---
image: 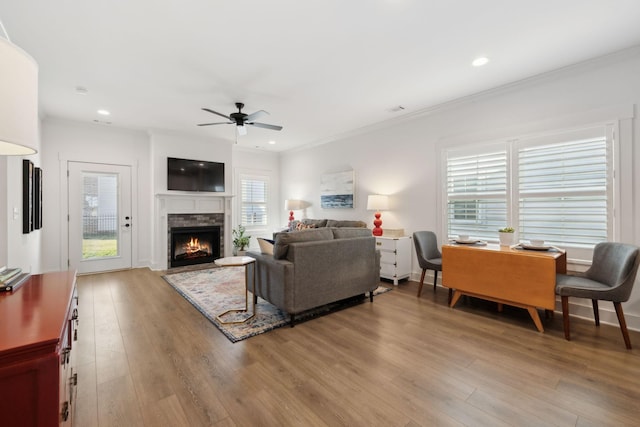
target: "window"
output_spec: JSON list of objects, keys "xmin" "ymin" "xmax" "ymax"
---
[
  {"xmin": 444, "ymin": 125, "xmax": 613, "ymax": 249},
  {"xmin": 517, "ymin": 132, "xmax": 609, "ymax": 246},
  {"xmin": 239, "ymin": 174, "xmax": 269, "ymax": 227},
  {"xmin": 446, "ymin": 147, "xmax": 508, "ymax": 241}
]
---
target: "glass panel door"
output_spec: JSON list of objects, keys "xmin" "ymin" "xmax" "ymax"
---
[{"xmin": 68, "ymin": 162, "xmax": 132, "ymax": 273}]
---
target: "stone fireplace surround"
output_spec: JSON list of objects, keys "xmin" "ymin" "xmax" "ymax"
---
[{"xmin": 154, "ymin": 193, "xmax": 233, "ymax": 270}]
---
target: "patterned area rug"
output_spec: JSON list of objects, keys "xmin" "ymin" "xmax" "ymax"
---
[{"xmin": 162, "ymin": 267, "xmax": 391, "ymax": 343}]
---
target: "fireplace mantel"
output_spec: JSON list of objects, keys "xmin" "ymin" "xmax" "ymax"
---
[{"xmin": 153, "ymin": 193, "xmax": 234, "ymax": 270}]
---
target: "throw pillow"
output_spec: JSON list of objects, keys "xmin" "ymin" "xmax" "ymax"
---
[
  {"xmin": 295, "ymin": 222, "xmax": 316, "ymax": 231},
  {"xmin": 288, "ymin": 220, "xmax": 300, "ymax": 232},
  {"xmin": 257, "ymin": 238, "xmax": 275, "ymax": 255},
  {"xmin": 301, "ymin": 219, "xmax": 328, "ymax": 228}
]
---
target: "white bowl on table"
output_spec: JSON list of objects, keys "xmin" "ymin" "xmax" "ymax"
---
[{"xmin": 530, "ymin": 239, "xmax": 545, "ymax": 247}]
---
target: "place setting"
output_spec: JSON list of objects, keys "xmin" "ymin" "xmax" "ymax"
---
[
  {"xmin": 513, "ymin": 239, "xmax": 563, "ymax": 252},
  {"xmin": 449, "ymin": 234, "xmax": 487, "ymax": 246}
]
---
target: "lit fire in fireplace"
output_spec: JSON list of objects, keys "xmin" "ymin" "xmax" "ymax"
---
[
  {"xmin": 170, "ymin": 226, "xmax": 220, "ymax": 267},
  {"xmin": 183, "ymin": 237, "xmax": 211, "ymax": 256}
]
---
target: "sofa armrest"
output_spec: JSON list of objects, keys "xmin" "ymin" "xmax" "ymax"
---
[{"xmin": 246, "ymin": 251, "xmax": 294, "ymax": 310}]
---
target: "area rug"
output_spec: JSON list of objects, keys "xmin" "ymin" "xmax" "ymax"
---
[{"xmin": 162, "ymin": 267, "xmax": 391, "ymax": 343}]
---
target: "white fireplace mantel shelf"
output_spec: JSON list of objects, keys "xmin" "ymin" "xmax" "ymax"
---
[{"xmin": 155, "ymin": 193, "xmax": 234, "ymax": 216}]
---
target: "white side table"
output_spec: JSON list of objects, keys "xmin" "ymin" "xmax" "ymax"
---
[
  {"xmin": 376, "ymin": 236, "xmax": 411, "ymax": 285},
  {"xmin": 214, "ymin": 256, "xmax": 256, "ymax": 324}
]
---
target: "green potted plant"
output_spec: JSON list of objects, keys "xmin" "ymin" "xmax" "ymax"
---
[
  {"xmin": 232, "ymin": 225, "xmax": 251, "ymax": 255},
  {"xmin": 498, "ymin": 226, "xmax": 515, "ymax": 246}
]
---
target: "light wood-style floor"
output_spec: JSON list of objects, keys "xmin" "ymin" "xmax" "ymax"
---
[{"xmin": 75, "ymin": 268, "xmax": 640, "ymax": 426}]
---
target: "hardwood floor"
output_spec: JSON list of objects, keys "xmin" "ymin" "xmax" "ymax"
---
[{"xmin": 75, "ymin": 268, "xmax": 640, "ymax": 426}]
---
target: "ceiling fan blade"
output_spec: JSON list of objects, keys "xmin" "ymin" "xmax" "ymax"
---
[
  {"xmin": 249, "ymin": 122, "xmax": 283, "ymax": 131},
  {"xmin": 237, "ymin": 125, "xmax": 247, "ymax": 136},
  {"xmin": 202, "ymin": 108, "xmax": 231, "ymax": 120},
  {"xmin": 197, "ymin": 121, "xmax": 232, "ymax": 126},
  {"xmin": 244, "ymin": 109, "xmax": 269, "ymax": 122}
]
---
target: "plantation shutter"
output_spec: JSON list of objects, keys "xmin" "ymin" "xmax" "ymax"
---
[
  {"xmin": 517, "ymin": 131, "xmax": 609, "ymax": 247},
  {"xmin": 446, "ymin": 148, "xmax": 508, "ymax": 241},
  {"xmin": 240, "ymin": 175, "xmax": 268, "ymax": 227}
]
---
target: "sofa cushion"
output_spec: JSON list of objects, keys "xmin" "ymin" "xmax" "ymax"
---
[
  {"xmin": 273, "ymin": 228, "xmax": 334, "ymax": 259},
  {"xmin": 257, "ymin": 238, "xmax": 275, "ymax": 255},
  {"xmin": 326, "ymin": 219, "xmax": 368, "ymax": 228},
  {"xmin": 331, "ymin": 227, "xmax": 373, "ymax": 239}
]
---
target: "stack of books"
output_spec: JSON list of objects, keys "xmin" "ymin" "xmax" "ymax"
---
[{"xmin": 0, "ymin": 266, "xmax": 29, "ymax": 292}]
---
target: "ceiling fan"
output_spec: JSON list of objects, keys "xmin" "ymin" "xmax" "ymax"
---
[{"xmin": 197, "ymin": 102, "xmax": 283, "ymax": 135}]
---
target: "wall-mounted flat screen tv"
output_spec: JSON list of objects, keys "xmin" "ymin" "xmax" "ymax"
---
[{"xmin": 167, "ymin": 157, "xmax": 225, "ymax": 192}]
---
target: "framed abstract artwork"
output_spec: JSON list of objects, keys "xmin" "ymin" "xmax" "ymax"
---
[
  {"xmin": 320, "ymin": 170, "xmax": 354, "ymax": 209},
  {"xmin": 22, "ymin": 159, "xmax": 33, "ymax": 233},
  {"xmin": 34, "ymin": 167, "xmax": 42, "ymax": 229}
]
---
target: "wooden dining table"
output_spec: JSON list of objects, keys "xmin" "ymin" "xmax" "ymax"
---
[{"xmin": 442, "ymin": 242, "xmax": 567, "ymax": 332}]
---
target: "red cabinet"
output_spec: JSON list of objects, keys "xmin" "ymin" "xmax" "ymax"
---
[{"xmin": 0, "ymin": 271, "xmax": 78, "ymax": 427}]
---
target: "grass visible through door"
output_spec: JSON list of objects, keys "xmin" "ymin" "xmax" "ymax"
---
[{"xmin": 82, "ymin": 238, "xmax": 117, "ymax": 258}]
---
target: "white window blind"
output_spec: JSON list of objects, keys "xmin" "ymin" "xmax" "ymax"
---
[
  {"xmin": 517, "ymin": 135, "xmax": 608, "ymax": 247},
  {"xmin": 240, "ymin": 175, "xmax": 268, "ymax": 227},
  {"xmin": 446, "ymin": 148, "xmax": 508, "ymax": 241},
  {"xmin": 443, "ymin": 125, "xmax": 612, "ymax": 249}
]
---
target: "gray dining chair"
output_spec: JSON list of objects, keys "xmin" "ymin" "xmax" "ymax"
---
[
  {"xmin": 413, "ymin": 231, "xmax": 451, "ymax": 302},
  {"xmin": 555, "ymin": 242, "xmax": 640, "ymax": 349}
]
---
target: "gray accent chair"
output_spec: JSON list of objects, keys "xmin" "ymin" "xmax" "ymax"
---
[
  {"xmin": 555, "ymin": 242, "xmax": 640, "ymax": 349},
  {"xmin": 413, "ymin": 231, "xmax": 451, "ymax": 302}
]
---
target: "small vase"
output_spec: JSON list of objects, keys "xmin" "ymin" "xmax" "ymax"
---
[{"xmin": 499, "ymin": 232, "xmax": 514, "ymax": 246}]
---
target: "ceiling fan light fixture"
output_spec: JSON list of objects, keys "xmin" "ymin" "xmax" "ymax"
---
[{"xmin": 198, "ymin": 103, "xmax": 282, "ymax": 134}]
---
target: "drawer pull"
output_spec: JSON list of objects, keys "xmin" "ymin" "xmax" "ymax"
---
[
  {"xmin": 376, "ymin": 242, "xmax": 382, "ymax": 246},
  {"xmin": 72, "ymin": 308, "xmax": 78, "ymax": 320},
  {"xmin": 61, "ymin": 402, "xmax": 69, "ymax": 422},
  {"xmin": 61, "ymin": 347, "xmax": 70, "ymax": 365},
  {"xmin": 74, "ymin": 329, "xmax": 78, "ymax": 341}
]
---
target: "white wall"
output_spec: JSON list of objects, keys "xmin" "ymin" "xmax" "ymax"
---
[
  {"xmin": 41, "ymin": 118, "xmax": 151, "ymax": 272},
  {"xmin": 149, "ymin": 130, "xmax": 232, "ymax": 196},
  {"xmin": 0, "ymin": 126, "xmax": 42, "ymax": 273},
  {"xmin": 280, "ymin": 47, "xmax": 640, "ymax": 330}
]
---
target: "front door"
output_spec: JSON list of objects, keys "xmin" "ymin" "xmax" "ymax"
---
[{"xmin": 68, "ymin": 162, "xmax": 132, "ymax": 274}]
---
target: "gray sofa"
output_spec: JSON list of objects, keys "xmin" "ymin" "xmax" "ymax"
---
[{"xmin": 247, "ymin": 227, "xmax": 380, "ymax": 326}]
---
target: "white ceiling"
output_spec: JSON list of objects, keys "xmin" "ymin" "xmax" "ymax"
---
[{"xmin": 2, "ymin": 1, "xmax": 640, "ymax": 152}]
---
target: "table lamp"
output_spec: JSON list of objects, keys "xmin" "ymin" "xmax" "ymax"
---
[
  {"xmin": 367, "ymin": 194, "xmax": 389, "ymax": 236},
  {"xmin": 285, "ymin": 199, "xmax": 304, "ymax": 225},
  {"xmin": 0, "ymin": 34, "xmax": 39, "ymax": 155}
]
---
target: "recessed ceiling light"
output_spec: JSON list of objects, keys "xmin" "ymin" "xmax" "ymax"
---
[
  {"xmin": 97, "ymin": 109, "xmax": 110, "ymax": 116},
  {"xmin": 268, "ymin": 140, "xmax": 276, "ymax": 145},
  {"xmin": 472, "ymin": 57, "xmax": 490, "ymax": 67},
  {"xmin": 75, "ymin": 86, "xmax": 88, "ymax": 95}
]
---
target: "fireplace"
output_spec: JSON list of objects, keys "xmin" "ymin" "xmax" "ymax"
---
[{"xmin": 170, "ymin": 226, "xmax": 221, "ymax": 267}]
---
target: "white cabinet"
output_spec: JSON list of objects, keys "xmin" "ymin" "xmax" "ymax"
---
[{"xmin": 375, "ymin": 236, "xmax": 411, "ymax": 285}]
